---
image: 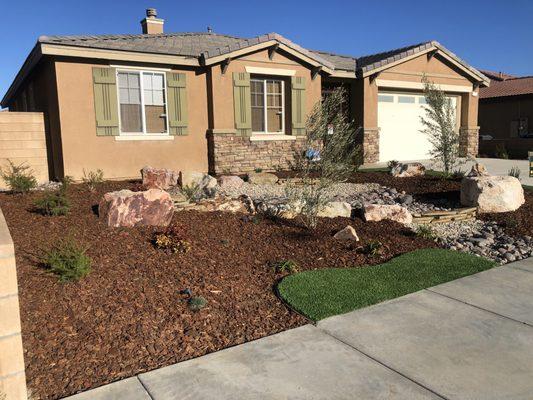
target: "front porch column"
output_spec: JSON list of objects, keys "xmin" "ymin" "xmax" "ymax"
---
[
  {"xmin": 459, "ymin": 90, "xmax": 480, "ymax": 157},
  {"xmin": 354, "ymin": 77, "xmax": 380, "ymax": 163}
]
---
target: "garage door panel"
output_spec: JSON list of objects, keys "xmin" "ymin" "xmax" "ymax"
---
[{"xmin": 378, "ymin": 92, "xmax": 456, "ymax": 162}]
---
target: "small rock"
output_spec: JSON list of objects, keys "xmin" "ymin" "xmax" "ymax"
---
[
  {"xmin": 363, "ymin": 204, "xmax": 413, "ymax": 224},
  {"xmin": 317, "ymin": 201, "xmax": 352, "ymax": 218},
  {"xmin": 399, "ymin": 194, "xmax": 413, "ymax": 205},
  {"xmin": 180, "ymin": 171, "xmax": 205, "ymax": 188},
  {"xmin": 467, "ymin": 163, "xmax": 490, "ymax": 177},
  {"xmin": 390, "ymin": 162, "xmax": 426, "ymax": 178},
  {"xmin": 247, "ymin": 172, "xmax": 279, "ymax": 185},
  {"xmin": 333, "ymin": 226, "xmax": 360, "ymax": 241},
  {"xmin": 504, "ymin": 253, "xmax": 516, "ymax": 262},
  {"xmin": 141, "ymin": 166, "xmax": 180, "ymax": 189},
  {"xmin": 218, "ymin": 175, "xmax": 244, "ymax": 191}
]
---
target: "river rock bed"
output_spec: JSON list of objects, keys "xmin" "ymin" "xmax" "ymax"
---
[{"xmin": 410, "ymin": 220, "xmax": 533, "ymax": 264}]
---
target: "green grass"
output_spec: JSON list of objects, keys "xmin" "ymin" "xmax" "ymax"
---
[
  {"xmin": 357, "ymin": 167, "xmax": 389, "ymax": 173},
  {"xmin": 277, "ymin": 249, "xmax": 496, "ymax": 321},
  {"xmin": 523, "ymin": 185, "xmax": 533, "ymax": 192}
]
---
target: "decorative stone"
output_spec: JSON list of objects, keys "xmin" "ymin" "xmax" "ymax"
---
[
  {"xmin": 99, "ymin": 189, "xmax": 174, "ymax": 227},
  {"xmin": 317, "ymin": 201, "xmax": 352, "ymax": 218},
  {"xmin": 466, "ymin": 163, "xmax": 490, "ymax": 177},
  {"xmin": 180, "ymin": 171, "xmax": 205, "ymax": 188},
  {"xmin": 198, "ymin": 174, "xmax": 218, "ymax": 192},
  {"xmin": 247, "ymin": 172, "xmax": 279, "ymax": 185},
  {"xmin": 215, "ymin": 200, "xmax": 248, "ymax": 213},
  {"xmin": 460, "ymin": 175, "xmax": 524, "ymax": 213},
  {"xmin": 218, "ymin": 175, "xmax": 245, "ymax": 191},
  {"xmin": 333, "ymin": 226, "xmax": 360, "ymax": 241},
  {"xmin": 141, "ymin": 166, "xmax": 180, "ymax": 190},
  {"xmin": 390, "ymin": 162, "xmax": 426, "ymax": 178},
  {"xmin": 363, "ymin": 204, "xmax": 413, "ymax": 224}
]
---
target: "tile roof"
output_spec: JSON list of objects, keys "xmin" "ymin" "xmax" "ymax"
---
[
  {"xmin": 479, "ymin": 69, "xmax": 516, "ymax": 82},
  {"xmin": 38, "ymin": 33, "xmax": 487, "ymax": 83},
  {"xmin": 479, "ymin": 76, "xmax": 533, "ymax": 99}
]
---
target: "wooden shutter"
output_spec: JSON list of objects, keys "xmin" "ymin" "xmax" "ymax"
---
[
  {"xmin": 92, "ymin": 67, "xmax": 119, "ymax": 136},
  {"xmin": 233, "ymin": 72, "xmax": 252, "ymax": 136},
  {"xmin": 291, "ymin": 76, "xmax": 306, "ymax": 136},
  {"xmin": 166, "ymin": 72, "xmax": 188, "ymax": 136}
]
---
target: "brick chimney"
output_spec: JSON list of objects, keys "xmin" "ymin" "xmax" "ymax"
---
[{"xmin": 141, "ymin": 8, "xmax": 164, "ymax": 34}]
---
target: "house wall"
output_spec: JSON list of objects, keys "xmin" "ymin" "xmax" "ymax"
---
[
  {"xmin": 6, "ymin": 60, "xmax": 63, "ymax": 180},
  {"xmin": 207, "ymin": 48, "xmax": 321, "ymax": 174},
  {"xmin": 0, "ymin": 112, "xmax": 49, "ymax": 188},
  {"xmin": 54, "ymin": 60, "xmax": 210, "ymax": 180},
  {"xmin": 355, "ymin": 53, "xmax": 480, "ymax": 163},
  {"xmin": 479, "ymin": 95, "xmax": 533, "ymax": 158}
]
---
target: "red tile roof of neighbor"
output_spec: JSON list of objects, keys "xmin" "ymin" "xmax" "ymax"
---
[
  {"xmin": 479, "ymin": 69, "xmax": 516, "ymax": 82},
  {"xmin": 479, "ymin": 76, "xmax": 533, "ymax": 99}
]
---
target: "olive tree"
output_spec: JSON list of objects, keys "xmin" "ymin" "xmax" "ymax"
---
[
  {"xmin": 285, "ymin": 87, "xmax": 362, "ymax": 229},
  {"xmin": 420, "ymin": 76, "xmax": 461, "ymax": 174}
]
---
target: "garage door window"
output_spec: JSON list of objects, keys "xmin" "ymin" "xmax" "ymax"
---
[
  {"xmin": 378, "ymin": 94, "xmax": 394, "ymax": 103},
  {"xmin": 398, "ymin": 96, "xmax": 415, "ymax": 104}
]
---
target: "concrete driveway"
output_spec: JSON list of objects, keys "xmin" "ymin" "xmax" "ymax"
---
[{"xmin": 64, "ymin": 258, "xmax": 533, "ymax": 400}]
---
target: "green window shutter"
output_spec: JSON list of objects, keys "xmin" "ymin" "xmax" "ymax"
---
[
  {"xmin": 166, "ymin": 72, "xmax": 188, "ymax": 136},
  {"xmin": 291, "ymin": 76, "xmax": 306, "ymax": 136},
  {"xmin": 92, "ymin": 67, "xmax": 119, "ymax": 136},
  {"xmin": 233, "ymin": 72, "xmax": 252, "ymax": 136}
]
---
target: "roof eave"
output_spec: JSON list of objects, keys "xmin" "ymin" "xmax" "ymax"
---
[{"xmin": 1, "ymin": 43, "xmax": 43, "ymax": 108}]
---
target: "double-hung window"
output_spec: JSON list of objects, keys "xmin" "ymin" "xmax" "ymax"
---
[
  {"xmin": 251, "ymin": 78, "xmax": 285, "ymax": 134},
  {"xmin": 117, "ymin": 70, "xmax": 168, "ymax": 135}
]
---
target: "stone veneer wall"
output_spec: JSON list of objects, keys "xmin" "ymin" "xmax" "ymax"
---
[
  {"xmin": 459, "ymin": 126, "xmax": 480, "ymax": 157},
  {"xmin": 362, "ymin": 128, "xmax": 380, "ymax": 164},
  {"xmin": 0, "ymin": 208, "xmax": 27, "ymax": 400},
  {"xmin": 208, "ymin": 133, "xmax": 307, "ymax": 174}
]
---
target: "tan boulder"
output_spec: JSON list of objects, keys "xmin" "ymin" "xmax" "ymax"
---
[
  {"xmin": 363, "ymin": 204, "xmax": 413, "ymax": 224},
  {"xmin": 218, "ymin": 175, "xmax": 245, "ymax": 190},
  {"xmin": 141, "ymin": 166, "xmax": 180, "ymax": 189},
  {"xmin": 99, "ymin": 189, "xmax": 174, "ymax": 227},
  {"xmin": 333, "ymin": 226, "xmax": 360, "ymax": 241},
  {"xmin": 317, "ymin": 201, "xmax": 352, "ymax": 218},
  {"xmin": 460, "ymin": 175, "xmax": 524, "ymax": 213},
  {"xmin": 467, "ymin": 163, "xmax": 490, "ymax": 177},
  {"xmin": 391, "ymin": 162, "xmax": 426, "ymax": 178},
  {"xmin": 180, "ymin": 171, "xmax": 205, "ymax": 188}
]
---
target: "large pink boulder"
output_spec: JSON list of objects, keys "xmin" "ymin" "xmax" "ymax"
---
[
  {"xmin": 363, "ymin": 204, "xmax": 413, "ymax": 224},
  {"xmin": 141, "ymin": 166, "xmax": 180, "ymax": 189},
  {"xmin": 461, "ymin": 175, "xmax": 524, "ymax": 213},
  {"xmin": 99, "ymin": 189, "xmax": 174, "ymax": 227}
]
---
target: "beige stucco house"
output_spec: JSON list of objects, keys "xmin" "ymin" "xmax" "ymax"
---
[{"xmin": 1, "ymin": 9, "xmax": 489, "ymax": 181}]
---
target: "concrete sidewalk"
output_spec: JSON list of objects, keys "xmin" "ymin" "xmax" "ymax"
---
[{"xmin": 64, "ymin": 258, "xmax": 533, "ymax": 400}]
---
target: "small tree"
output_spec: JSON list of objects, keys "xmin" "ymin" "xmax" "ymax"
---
[
  {"xmin": 420, "ymin": 77, "xmax": 461, "ymax": 174},
  {"xmin": 286, "ymin": 87, "xmax": 362, "ymax": 229}
]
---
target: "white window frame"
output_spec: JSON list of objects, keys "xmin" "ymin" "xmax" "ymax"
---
[
  {"xmin": 250, "ymin": 77, "xmax": 285, "ymax": 135},
  {"xmin": 116, "ymin": 69, "xmax": 170, "ymax": 137}
]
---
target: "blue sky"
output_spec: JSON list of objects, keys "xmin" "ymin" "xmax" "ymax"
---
[{"xmin": 1, "ymin": 0, "xmax": 532, "ymax": 98}]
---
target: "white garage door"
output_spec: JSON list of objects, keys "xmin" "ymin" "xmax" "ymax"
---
[{"xmin": 378, "ymin": 92, "xmax": 457, "ymax": 162}]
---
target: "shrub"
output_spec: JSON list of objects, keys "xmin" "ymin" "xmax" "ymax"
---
[
  {"xmin": 387, "ymin": 160, "xmax": 400, "ymax": 171},
  {"xmin": 34, "ymin": 191, "xmax": 70, "ymax": 216},
  {"xmin": 451, "ymin": 168, "xmax": 465, "ymax": 179},
  {"xmin": 254, "ymin": 167, "xmax": 263, "ymax": 173},
  {"xmin": 271, "ymin": 259, "xmax": 299, "ymax": 274},
  {"xmin": 188, "ymin": 296, "xmax": 207, "ymax": 311},
  {"xmin": 181, "ymin": 183, "xmax": 202, "ymax": 202},
  {"xmin": 0, "ymin": 160, "xmax": 37, "ymax": 193},
  {"xmin": 495, "ymin": 143, "xmax": 509, "ymax": 159},
  {"xmin": 82, "ymin": 169, "xmax": 104, "ymax": 191},
  {"xmin": 362, "ymin": 240, "xmax": 383, "ymax": 257},
  {"xmin": 285, "ymin": 87, "xmax": 363, "ymax": 230},
  {"xmin": 415, "ymin": 224, "xmax": 436, "ymax": 240},
  {"xmin": 153, "ymin": 225, "xmax": 191, "ymax": 254},
  {"xmin": 508, "ymin": 166, "xmax": 521, "ymax": 179},
  {"xmin": 43, "ymin": 238, "xmax": 91, "ymax": 282},
  {"xmin": 420, "ymin": 77, "xmax": 462, "ymax": 174}
]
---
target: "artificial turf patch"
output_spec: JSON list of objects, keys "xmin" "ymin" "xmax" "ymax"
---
[{"xmin": 277, "ymin": 248, "xmax": 496, "ymax": 321}]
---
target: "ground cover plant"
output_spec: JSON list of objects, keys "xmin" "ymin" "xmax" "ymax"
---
[
  {"xmin": 0, "ymin": 160, "xmax": 37, "ymax": 193},
  {"xmin": 277, "ymin": 248, "xmax": 496, "ymax": 321}
]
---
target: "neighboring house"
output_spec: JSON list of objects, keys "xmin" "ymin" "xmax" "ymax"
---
[
  {"xmin": 479, "ymin": 70, "xmax": 533, "ymax": 158},
  {"xmin": 1, "ymin": 9, "xmax": 489, "ymax": 180}
]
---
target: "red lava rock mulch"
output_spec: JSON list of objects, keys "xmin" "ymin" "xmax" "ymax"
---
[{"xmin": 0, "ymin": 181, "xmax": 434, "ymax": 400}]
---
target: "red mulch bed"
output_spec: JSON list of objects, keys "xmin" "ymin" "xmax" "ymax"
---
[{"xmin": 0, "ymin": 181, "xmax": 435, "ymax": 400}]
